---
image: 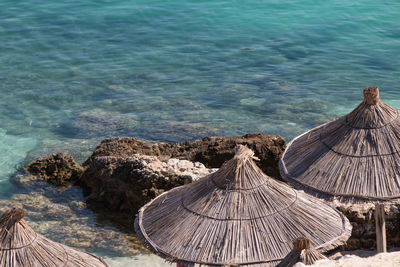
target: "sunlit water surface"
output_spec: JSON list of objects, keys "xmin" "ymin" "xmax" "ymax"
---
[{"xmin": 1, "ymin": 0, "xmax": 400, "ymax": 266}]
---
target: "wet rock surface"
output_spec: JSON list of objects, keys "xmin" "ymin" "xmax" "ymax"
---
[{"xmin": 27, "ymin": 153, "xmax": 84, "ymax": 186}]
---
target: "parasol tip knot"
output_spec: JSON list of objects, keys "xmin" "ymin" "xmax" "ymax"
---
[
  {"xmin": 1, "ymin": 207, "xmax": 26, "ymax": 224},
  {"xmin": 234, "ymin": 145, "xmax": 260, "ymax": 161},
  {"xmin": 363, "ymin": 86, "xmax": 380, "ymax": 105},
  {"xmin": 293, "ymin": 237, "xmax": 311, "ymax": 251}
]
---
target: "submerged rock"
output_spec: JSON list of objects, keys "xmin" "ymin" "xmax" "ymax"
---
[
  {"xmin": 27, "ymin": 153, "xmax": 84, "ymax": 186},
  {"xmin": 25, "ymin": 138, "xmax": 99, "ymax": 164},
  {"xmin": 58, "ymin": 109, "xmax": 137, "ymax": 139},
  {"xmin": 0, "ymin": 181, "xmax": 142, "ymax": 256},
  {"xmin": 137, "ymin": 121, "xmax": 220, "ymax": 143}
]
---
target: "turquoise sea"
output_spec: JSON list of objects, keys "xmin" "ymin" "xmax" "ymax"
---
[{"xmin": 1, "ymin": 0, "xmax": 400, "ymax": 266}]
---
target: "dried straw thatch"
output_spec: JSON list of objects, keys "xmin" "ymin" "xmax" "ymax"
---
[
  {"xmin": 135, "ymin": 145, "xmax": 351, "ymax": 266},
  {"xmin": 0, "ymin": 208, "xmax": 109, "ymax": 267},
  {"xmin": 277, "ymin": 237, "xmax": 327, "ymax": 267},
  {"xmin": 280, "ymin": 87, "xmax": 400, "ymax": 203}
]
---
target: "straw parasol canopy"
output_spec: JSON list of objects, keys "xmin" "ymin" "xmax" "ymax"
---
[
  {"xmin": 280, "ymin": 86, "xmax": 400, "ymax": 252},
  {"xmin": 0, "ymin": 208, "xmax": 109, "ymax": 267},
  {"xmin": 280, "ymin": 86, "xmax": 400, "ymax": 203},
  {"xmin": 277, "ymin": 237, "xmax": 327, "ymax": 267},
  {"xmin": 135, "ymin": 145, "xmax": 351, "ymax": 266}
]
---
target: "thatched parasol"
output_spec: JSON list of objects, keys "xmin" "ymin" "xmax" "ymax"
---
[
  {"xmin": 277, "ymin": 237, "xmax": 327, "ymax": 267},
  {"xmin": 280, "ymin": 86, "xmax": 400, "ymax": 252},
  {"xmin": 0, "ymin": 208, "xmax": 109, "ymax": 267},
  {"xmin": 135, "ymin": 145, "xmax": 351, "ymax": 267}
]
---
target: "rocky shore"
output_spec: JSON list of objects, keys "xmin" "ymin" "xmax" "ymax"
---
[
  {"xmin": 27, "ymin": 133, "xmax": 285, "ymax": 215},
  {"xmin": 24, "ymin": 133, "xmax": 400, "ymax": 252}
]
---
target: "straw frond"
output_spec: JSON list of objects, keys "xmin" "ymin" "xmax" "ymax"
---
[
  {"xmin": 0, "ymin": 208, "xmax": 109, "ymax": 267},
  {"xmin": 277, "ymin": 237, "xmax": 327, "ymax": 267},
  {"xmin": 135, "ymin": 145, "xmax": 351, "ymax": 266},
  {"xmin": 280, "ymin": 87, "xmax": 400, "ymax": 203}
]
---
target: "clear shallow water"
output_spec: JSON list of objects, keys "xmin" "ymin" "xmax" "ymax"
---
[{"xmin": 1, "ymin": 0, "xmax": 400, "ymax": 266}]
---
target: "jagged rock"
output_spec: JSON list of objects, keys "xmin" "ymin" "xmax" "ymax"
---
[
  {"xmin": 333, "ymin": 201, "xmax": 400, "ymax": 250},
  {"xmin": 84, "ymin": 133, "xmax": 286, "ymax": 179},
  {"xmin": 23, "ymin": 133, "xmax": 400, "ymax": 252},
  {"xmin": 25, "ymin": 133, "xmax": 286, "ymax": 226},
  {"xmin": 27, "ymin": 153, "xmax": 84, "ymax": 186},
  {"xmin": 84, "ymin": 138, "xmax": 159, "ymax": 161},
  {"xmin": 81, "ymin": 154, "xmax": 216, "ymax": 215},
  {"xmin": 344, "ymin": 238, "xmax": 361, "ymax": 250}
]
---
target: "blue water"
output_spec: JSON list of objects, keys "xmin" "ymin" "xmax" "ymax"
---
[{"xmin": 1, "ymin": 0, "xmax": 400, "ymax": 265}]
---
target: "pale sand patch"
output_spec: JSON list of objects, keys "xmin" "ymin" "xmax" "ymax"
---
[
  {"xmin": 307, "ymin": 250, "xmax": 400, "ymax": 267},
  {"xmin": 102, "ymin": 254, "xmax": 173, "ymax": 267}
]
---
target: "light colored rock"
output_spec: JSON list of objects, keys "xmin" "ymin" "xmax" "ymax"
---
[
  {"xmin": 81, "ymin": 154, "xmax": 217, "ymax": 216},
  {"xmin": 162, "ymin": 156, "xmax": 216, "ymax": 181},
  {"xmin": 131, "ymin": 153, "xmax": 216, "ymax": 182},
  {"xmin": 125, "ymin": 154, "xmax": 216, "ymax": 182}
]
